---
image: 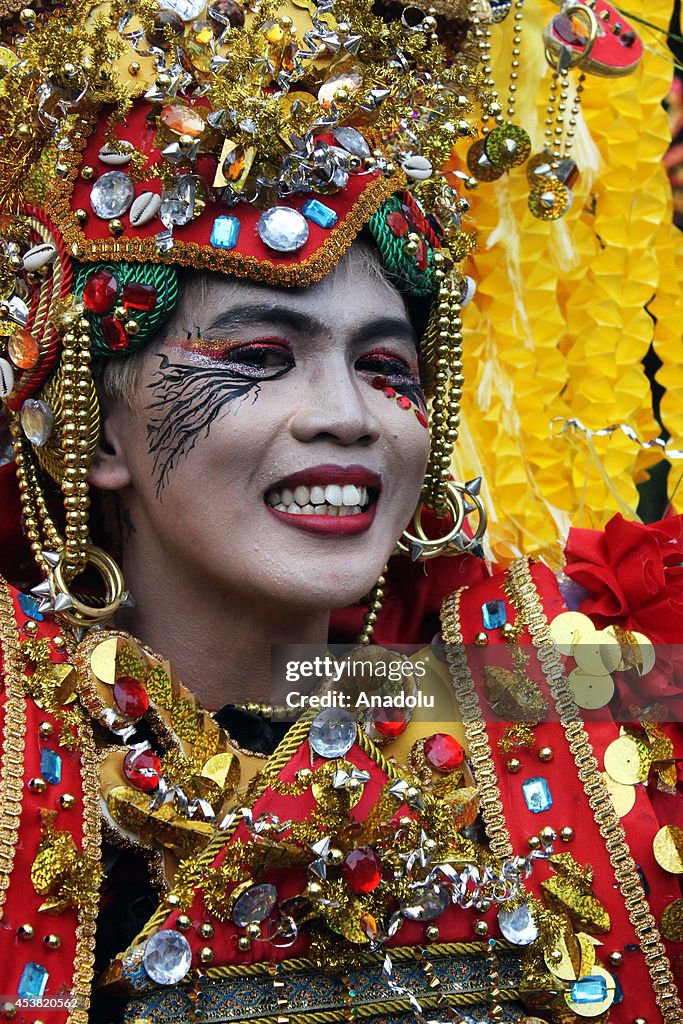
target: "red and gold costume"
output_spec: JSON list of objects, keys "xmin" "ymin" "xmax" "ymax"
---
[{"xmin": 0, "ymin": 1, "xmax": 682, "ymax": 1023}]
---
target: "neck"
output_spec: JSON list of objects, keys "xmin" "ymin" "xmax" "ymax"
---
[{"xmin": 114, "ymin": 534, "xmax": 331, "ymax": 712}]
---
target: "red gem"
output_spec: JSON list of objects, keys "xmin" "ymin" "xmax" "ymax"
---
[
  {"xmin": 373, "ymin": 707, "xmax": 407, "ymax": 738},
  {"xmin": 385, "ymin": 211, "xmax": 409, "ymax": 237},
  {"xmin": 552, "ymin": 13, "xmax": 589, "ymax": 48},
  {"xmin": 401, "ymin": 202, "xmax": 420, "ymax": 231},
  {"xmin": 372, "ymin": 375, "xmax": 388, "ymax": 390},
  {"xmin": 122, "ymin": 282, "xmax": 157, "ymax": 312},
  {"xmin": 83, "ymin": 269, "xmax": 119, "ymax": 314},
  {"xmin": 415, "ymin": 409, "xmax": 428, "ymax": 428},
  {"xmin": 424, "ymin": 733, "xmax": 464, "ymax": 772},
  {"xmin": 101, "ymin": 315, "xmax": 130, "ymax": 351},
  {"xmin": 397, "ymin": 396, "xmax": 412, "ymax": 410},
  {"xmin": 123, "ymin": 748, "xmax": 162, "ymax": 792},
  {"xmin": 415, "ymin": 239, "xmax": 428, "ymax": 272},
  {"xmin": 383, "ymin": 386, "xmax": 396, "ymax": 399},
  {"xmin": 342, "ymin": 847, "xmax": 382, "ymax": 894},
  {"xmin": 113, "ymin": 675, "xmax": 149, "ymax": 718}
]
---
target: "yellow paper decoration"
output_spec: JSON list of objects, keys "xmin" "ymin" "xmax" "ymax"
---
[{"xmin": 447, "ymin": 0, "xmax": 683, "ymax": 564}]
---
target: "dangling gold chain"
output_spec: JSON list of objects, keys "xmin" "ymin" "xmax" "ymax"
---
[
  {"xmin": 0, "ymin": 576, "xmax": 26, "ymax": 920},
  {"xmin": 505, "ymin": 557, "xmax": 683, "ymax": 1024},
  {"xmin": 422, "ymin": 271, "xmax": 463, "ymax": 517}
]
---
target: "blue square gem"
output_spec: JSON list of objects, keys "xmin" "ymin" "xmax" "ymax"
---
[
  {"xmin": 18, "ymin": 962, "xmax": 49, "ymax": 1000},
  {"xmin": 302, "ymin": 199, "xmax": 338, "ymax": 229},
  {"xmin": 40, "ymin": 748, "xmax": 62, "ymax": 785},
  {"xmin": 18, "ymin": 593, "xmax": 43, "ymax": 622},
  {"xmin": 570, "ymin": 974, "xmax": 608, "ymax": 1004},
  {"xmin": 210, "ymin": 215, "xmax": 240, "ymax": 250},
  {"xmin": 522, "ymin": 776, "xmax": 553, "ymax": 814},
  {"xmin": 481, "ymin": 600, "xmax": 507, "ymax": 630}
]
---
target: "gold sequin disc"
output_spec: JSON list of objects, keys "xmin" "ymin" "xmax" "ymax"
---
[
  {"xmin": 602, "ymin": 772, "xmax": 636, "ymax": 818},
  {"xmin": 661, "ymin": 899, "xmax": 683, "ymax": 941},
  {"xmin": 548, "ymin": 612, "xmax": 593, "ymax": 656},
  {"xmin": 567, "ymin": 668, "xmax": 614, "ymax": 710},
  {"xmin": 653, "ymin": 825, "xmax": 683, "ymax": 874},
  {"xmin": 604, "ymin": 735, "xmax": 651, "ymax": 786}
]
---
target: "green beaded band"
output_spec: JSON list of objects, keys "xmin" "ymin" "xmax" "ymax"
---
[
  {"xmin": 73, "ymin": 262, "xmax": 179, "ymax": 357},
  {"xmin": 366, "ymin": 196, "xmax": 437, "ymax": 298}
]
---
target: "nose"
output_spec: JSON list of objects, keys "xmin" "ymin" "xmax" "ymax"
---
[{"xmin": 289, "ymin": 362, "xmax": 381, "ymax": 447}]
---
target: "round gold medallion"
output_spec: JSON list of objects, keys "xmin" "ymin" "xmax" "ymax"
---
[
  {"xmin": 466, "ymin": 139, "xmax": 504, "ymax": 183},
  {"xmin": 567, "ymin": 668, "xmax": 614, "ymax": 710},
  {"xmin": 548, "ymin": 611, "xmax": 593, "ymax": 656},
  {"xmin": 653, "ymin": 825, "xmax": 683, "ymax": 874},
  {"xmin": 604, "ymin": 735, "xmax": 651, "ymax": 786},
  {"xmin": 528, "ymin": 177, "xmax": 570, "ymax": 221},
  {"xmin": 602, "ymin": 772, "xmax": 636, "ymax": 818},
  {"xmin": 484, "ymin": 124, "xmax": 531, "ymax": 169}
]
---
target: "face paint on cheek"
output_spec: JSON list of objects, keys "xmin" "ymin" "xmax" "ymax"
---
[
  {"xmin": 371, "ymin": 375, "xmax": 429, "ymax": 429},
  {"xmin": 144, "ymin": 354, "xmax": 286, "ymax": 497}
]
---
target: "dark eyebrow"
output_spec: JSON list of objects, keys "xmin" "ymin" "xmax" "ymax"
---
[{"xmin": 204, "ymin": 305, "xmax": 418, "ymax": 350}]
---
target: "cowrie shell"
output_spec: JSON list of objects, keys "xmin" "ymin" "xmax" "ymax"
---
[
  {"xmin": 22, "ymin": 242, "xmax": 57, "ymax": 272},
  {"xmin": 400, "ymin": 154, "xmax": 433, "ymax": 181},
  {"xmin": 460, "ymin": 276, "xmax": 477, "ymax": 308},
  {"xmin": 98, "ymin": 141, "xmax": 134, "ymax": 166},
  {"xmin": 0, "ymin": 357, "xmax": 15, "ymax": 399},
  {"xmin": 130, "ymin": 191, "xmax": 162, "ymax": 227}
]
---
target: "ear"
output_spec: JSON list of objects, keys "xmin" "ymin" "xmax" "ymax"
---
[{"xmin": 88, "ymin": 406, "xmax": 134, "ymax": 492}]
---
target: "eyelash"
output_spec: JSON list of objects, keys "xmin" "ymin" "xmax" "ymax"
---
[{"xmin": 356, "ymin": 349, "xmax": 419, "ymax": 383}]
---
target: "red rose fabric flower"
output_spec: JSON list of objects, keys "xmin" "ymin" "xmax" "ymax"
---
[{"xmin": 564, "ymin": 513, "xmax": 683, "ymax": 643}]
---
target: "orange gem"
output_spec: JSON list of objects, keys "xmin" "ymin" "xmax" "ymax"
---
[
  {"xmin": 160, "ymin": 103, "xmax": 205, "ymax": 138},
  {"xmin": 224, "ymin": 147, "xmax": 246, "ymax": 181},
  {"xmin": 360, "ymin": 912, "xmax": 378, "ymax": 940},
  {"xmin": 263, "ymin": 20, "xmax": 284, "ymax": 43},
  {"xmin": 8, "ymin": 328, "xmax": 40, "ymax": 370}
]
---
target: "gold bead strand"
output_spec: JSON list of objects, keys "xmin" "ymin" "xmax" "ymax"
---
[
  {"xmin": 60, "ymin": 319, "xmax": 94, "ymax": 579},
  {"xmin": 8, "ymin": 419, "xmax": 58, "ymax": 567},
  {"xmin": 357, "ymin": 568, "xmax": 387, "ymax": 646},
  {"xmin": 424, "ymin": 272, "xmax": 463, "ymax": 517},
  {"xmin": 506, "ymin": 0, "xmax": 525, "ymax": 124},
  {"xmin": 563, "ymin": 71, "xmax": 586, "ymax": 162}
]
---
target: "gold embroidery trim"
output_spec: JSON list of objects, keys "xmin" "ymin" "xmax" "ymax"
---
[
  {"xmin": 0, "ymin": 574, "xmax": 26, "ymax": 920},
  {"xmin": 439, "ymin": 589, "xmax": 514, "ymax": 861},
  {"xmin": 504, "ymin": 557, "xmax": 683, "ymax": 1024},
  {"xmin": 42, "ymin": 111, "xmax": 407, "ymax": 289},
  {"xmin": 68, "ymin": 709, "xmax": 103, "ymax": 1024}
]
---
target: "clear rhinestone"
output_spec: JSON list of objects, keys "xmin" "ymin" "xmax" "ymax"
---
[
  {"xmin": 497, "ymin": 905, "xmax": 539, "ymax": 945},
  {"xmin": 309, "ymin": 708, "xmax": 356, "ymax": 759},
  {"xmin": 333, "ymin": 126, "xmax": 370, "ymax": 159},
  {"xmin": 20, "ymin": 399, "xmax": 55, "ymax": 446},
  {"xmin": 90, "ymin": 171, "xmax": 135, "ymax": 219},
  {"xmin": 257, "ymin": 206, "xmax": 309, "ymax": 253},
  {"xmin": 160, "ymin": 0, "xmax": 205, "ymax": 19},
  {"xmin": 143, "ymin": 929, "xmax": 192, "ymax": 985},
  {"xmin": 400, "ymin": 885, "xmax": 450, "ymax": 922},
  {"xmin": 232, "ymin": 883, "xmax": 278, "ymax": 926},
  {"xmin": 160, "ymin": 177, "xmax": 196, "ymax": 227}
]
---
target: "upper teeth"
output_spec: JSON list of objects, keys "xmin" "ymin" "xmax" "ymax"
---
[{"xmin": 267, "ymin": 483, "xmax": 370, "ymax": 513}]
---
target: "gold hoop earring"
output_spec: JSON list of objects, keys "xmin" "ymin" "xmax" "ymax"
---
[
  {"xmin": 30, "ymin": 544, "xmax": 125, "ymax": 627},
  {"xmin": 397, "ymin": 480, "xmax": 488, "ymax": 561}
]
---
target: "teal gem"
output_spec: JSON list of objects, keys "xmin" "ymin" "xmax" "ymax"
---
[
  {"xmin": 18, "ymin": 962, "xmax": 49, "ymax": 1000},
  {"xmin": 570, "ymin": 974, "xmax": 608, "ymax": 1004},
  {"xmin": 481, "ymin": 600, "xmax": 507, "ymax": 629},
  {"xmin": 302, "ymin": 199, "xmax": 338, "ymax": 229},
  {"xmin": 210, "ymin": 215, "xmax": 240, "ymax": 250},
  {"xmin": 18, "ymin": 593, "xmax": 44, "ymax": 621},
  {"xmin": 40, "ymin": 748, "xmax": 62, "ymax": 785},
  {"xmin": 522, "ymin": 776, "xmax": 552, "ymax": 813}
]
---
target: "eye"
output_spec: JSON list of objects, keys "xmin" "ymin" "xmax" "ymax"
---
[
  {"xmin": 227, "ymin": 342, "xmax": 294, "ymax": 372},
  {"xmin": 186, "ymin": 337, "xmax": 295, "ymax": 376},
  {"xmin": 356, "ymin": 349, "xmax": 419, "ymax": 385}
]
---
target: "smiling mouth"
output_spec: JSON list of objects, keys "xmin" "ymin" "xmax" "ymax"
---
[{"xmin": 265, "ymin": 482, "xmax": 376, "ymax": 516}]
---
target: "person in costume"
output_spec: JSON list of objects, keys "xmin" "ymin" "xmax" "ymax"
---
[{"xmin": 0, "ymin": 3, "xmax": 682, "ymax": 1024}]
